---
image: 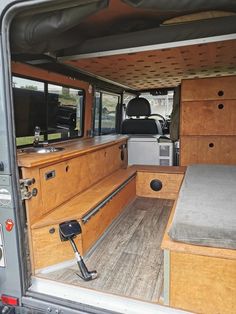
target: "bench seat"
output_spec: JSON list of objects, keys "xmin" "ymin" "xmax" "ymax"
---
[
  {"xmin": 32, "ymin": 167, "xmax": 136, "ymax": 229},
  {"xmin": 168, "ymin": 164, "xmax": 236, "ymax": 250}
]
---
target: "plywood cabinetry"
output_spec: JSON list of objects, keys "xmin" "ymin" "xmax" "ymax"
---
[
  {"xmin": 169, "ymin": 251, "xmax": 236, "ymax": 314},
  {"xmin": 136, "ymin": 172, "xmax": 184, "ymax": 200},
  {"xmin": 181, "ymin": 135, "xmax": 236, "ymax": 165},
  {"xmin": 39, "ymin": 143, "xmax": 124, "ymax": 214},
  {"xmin": 162, "ymin": 200, "xmax": 236, "ymax": 314},
  {"xmin": 180, "ymin": 76, "xmax": 236, "ymax": 165},
  {"xmin": 181, "ymin": 76, "xmax": 236, "ymax": 101},
  {"xmin": 32, "ymin": 225, "xmax": 83, "ymax": 270},
  {"xmin": 19, "ymin": 136, "xmax": 130, "ymax": 272},
  {"xmin": 181, "ymin": 100, "xmax": 236, "ymax": 136},
  {"xmin": 23, "ymin": 140, "xmax": 127, "ymax": 223}
]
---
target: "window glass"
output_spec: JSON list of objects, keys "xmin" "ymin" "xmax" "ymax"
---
[
  {"xmin": 13, "ymin": 76, "xmax": 84, "ymax": 146},
  {"xmin": 123, "ymin": 91, "xmax": 173, "ymax": 119},
  {"xmin": 143, "ymin": 91, "xmax": 174, "ymax": 119},
  {"xmin": 13, "ymin": 77, "xmax": 46, "ymax": 146},
  {"xmin": 93, "ymin": 91, "xmax": 120, "ymax": 135},
  {"xmin": 48, "ymin": 84, "xmax": 84, "ymax": 140},
  {"xmin": 101, "ymin": 93, "xmax": 118, "ymax": 134},
  {"xmin": 94, "ymin": 92, "xmax": 101, "ymax": 136},
  {"xmin": 13, "ymin": 76, "xmax": 44, "ymax": 92}
]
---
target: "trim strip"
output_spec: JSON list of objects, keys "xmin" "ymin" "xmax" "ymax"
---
[
  {"xmin": 164, "ymin": 249, "xmax": 170, "ymax": 306},
  {"xmin": 60, "ymin": 34, "xmax": 236, "ymax": 60}
]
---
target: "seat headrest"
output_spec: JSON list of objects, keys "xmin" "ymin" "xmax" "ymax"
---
[{"xmin": 126, "ymin": 97, "xmax": 151, "ymax": 117}]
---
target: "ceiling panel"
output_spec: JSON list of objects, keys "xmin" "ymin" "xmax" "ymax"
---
[{"xmin": 65, "ymin": 39, "xmax": 236, "ymax": 90}]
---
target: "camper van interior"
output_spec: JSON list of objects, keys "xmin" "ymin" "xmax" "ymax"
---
[{"xmin": 8, "ymin": 0, "xmax": 236, "ymax": 313}]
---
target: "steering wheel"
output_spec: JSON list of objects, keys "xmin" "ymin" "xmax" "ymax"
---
[{"xmin": 149, "ymin": 113, "xmax": 167, "ymax": 129}]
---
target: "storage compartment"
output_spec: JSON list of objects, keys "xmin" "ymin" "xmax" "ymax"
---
[
  {"xmin": 31, "ymin": 224, "xmax": 83, "ymax": 270},
  {"xmin": 181, "ymin": 76, "xmax": 236, "ymax": 101},
  {"xmin": 180, "ymin": 135, "xmax": 236, "ymax": 165},
  {"xmin": 181, "ymin": 100, "xmax": 236, "ymax": 135},
  {"xmin": 136, "ymin": 172, "xmax": 184, "ymax": 200}
]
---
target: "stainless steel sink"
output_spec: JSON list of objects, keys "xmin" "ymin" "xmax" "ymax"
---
[{"xmin": 20, "ymin": 146, "xmax": 64, "ymax": 154}]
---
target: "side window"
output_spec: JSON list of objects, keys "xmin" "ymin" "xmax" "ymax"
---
[
  {"xmin": 47, "ymin": 84, "xmax": 84, "ymax": 140},
  {"xmin": 94, "ymin": 91, "xmax": 120, "ymax": 135},
  {"xmin": 13, "ymin": 77, "xmax": 46, "ymax": 146},
  {"xmin": 13, "ymin": 76, "xmax": 84, "ymax": 146}
]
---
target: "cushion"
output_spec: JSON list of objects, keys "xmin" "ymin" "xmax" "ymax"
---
[{"xmin": 168, "ymin": 164, "xmax": 236, "ymax": 250}]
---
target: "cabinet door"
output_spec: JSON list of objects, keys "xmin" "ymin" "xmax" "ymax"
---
[
  {"xmin": 181, "ymin": 100, "xmax": 236, "ymax": 135},
  {"xmin": 181, "ymin": 76, "xmax": 236, "ymax": 101},
  {"xmin": 39, "ymin": 142, "xmax": 126, "ymax": 213},
  {"xmin": 180, "ymin": 136, "xmax": 236, "ymax": 166}
]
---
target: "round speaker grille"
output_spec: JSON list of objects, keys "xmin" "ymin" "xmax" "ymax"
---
[{"xmin": 150, "ymin": 179, "xmax": 162, "ymax": 191}]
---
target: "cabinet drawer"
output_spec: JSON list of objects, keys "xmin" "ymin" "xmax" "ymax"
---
[
  {"xmin": 180, "ymin": 136, "xmax": 236, "ymax": 166},
  {"xmin": 182, "ymin": 76, "xmax": 236, "ymax": 101},
  {"xmin": 181, "ymin": 100, "xmax": 236, "ymax": 135}
]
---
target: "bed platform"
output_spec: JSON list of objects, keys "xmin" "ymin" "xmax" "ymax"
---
[
  {"xmin": 162, "ymin": 164, "xmax": 236, "ymax": 314},
  {"xmin": 169, "ymin": 164, "xmax": 236, "ymax": 249}
]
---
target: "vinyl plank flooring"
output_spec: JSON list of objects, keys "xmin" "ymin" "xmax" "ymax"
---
[{"xmin": 38, "ymin": 197, "xmax": 173, "ymax": 303}]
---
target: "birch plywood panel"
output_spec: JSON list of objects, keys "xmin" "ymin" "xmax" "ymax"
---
[
  {"xmin": 39, "ymin": 142, "xmax": 124, "ymax": 214},
  {"xmin": 180, "ymin": 136, "xmax": 236, "ymax": 165},
  {"xmin": 82, "ymin": 178, "xmax": 136, "ymax": 253},
  {"xmin": 181, "ymin": 75, "xmax": 236, "ymax": 101},
  {"xmin": 136, "ymin": 172, "xmax": 184, "ymax": 200},
  {"xmin": 170, "ymin": 252, "xmax": 236, "ymax": 314},
  {"xmin": 66, "ymin": 40, "xmax": 236, "ymax": 89},
  {"xmin": 181, "ymin": 100, "xmax": 236, "ymax": 135},
  {"xmin": 32, "ymin": 224, "xmax": 82, "ymax": 271}
]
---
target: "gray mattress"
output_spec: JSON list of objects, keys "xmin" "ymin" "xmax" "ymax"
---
[{"xmin": 168, "ymin": 165, "xmax": 236, "ymax": 250}]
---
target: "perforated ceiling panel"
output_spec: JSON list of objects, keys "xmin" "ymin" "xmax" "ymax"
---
[{"xmin": 66, "ymin": 40, "xmax": 236, "ymax": 90}]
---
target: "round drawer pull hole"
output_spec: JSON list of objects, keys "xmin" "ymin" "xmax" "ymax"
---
[
  {"xmin": 49, "ymin": 228, "xmax": 55, "ymax": 234},
  {"xmin": 209, "ymin": 143, "xmax": 214, "ymax": 148},
  {"xmin": 218, "ymin": 104, "xmax": 224, "ymax": 109},
  {"xmin": 150, "ymin": 179, "xmax": 162, "ymax": 191},
  {"xmin": 218, "ymin": 90, "xmax": 224, "ymax": 97}
]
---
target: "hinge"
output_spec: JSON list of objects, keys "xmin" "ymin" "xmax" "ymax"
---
[{"xmin": 20, "ymin": 178, "xmax": 37, "ymax": 200}]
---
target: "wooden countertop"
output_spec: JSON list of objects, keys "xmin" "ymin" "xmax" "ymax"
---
[{"xmin": 17, "ymin": 135, "xmax": 128, "ymax": 168}]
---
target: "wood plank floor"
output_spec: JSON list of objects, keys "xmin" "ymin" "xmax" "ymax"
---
[{"xmin": 38, "ymin": 197, "xmax": 173, "ymax": 303}]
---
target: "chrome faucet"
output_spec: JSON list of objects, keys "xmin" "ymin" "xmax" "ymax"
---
[
  {"xmin": 33, "ymin": 126, "xmax": 41, "ymax": 146},
  {"xmin": 33, "ymin": 126, "xmax": 48, "ymax": 147}
]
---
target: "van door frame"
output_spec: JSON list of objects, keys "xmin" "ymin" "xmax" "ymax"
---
[
  {"xmin": 1, "ymin": 0, "xmax": 235, "ymax": 312},
  {"xmin": 0, "ymin": 1, "xmax": 120, "ymax": 313}
]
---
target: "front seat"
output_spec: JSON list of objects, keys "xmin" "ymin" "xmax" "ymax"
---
[{"xmin": 121, "ymin": 97, "xmax": 162, "ymax": 134}]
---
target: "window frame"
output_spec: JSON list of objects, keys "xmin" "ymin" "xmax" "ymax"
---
[
  {"xmin": 93, "ymin": 89, "xmax": 121, "ymax": 136},
  {"xmin": 12, "ymin": 74, "xmax": 85, "ymax": 147}
]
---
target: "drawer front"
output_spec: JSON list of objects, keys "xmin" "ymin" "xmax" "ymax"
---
[
  {"xmin": 181, "ymin": 76, "xmax": 236, "ymax": 101},
  {"xmin": 181, "ymin": 100, "xmax": 236, "ymax": 135},
  {"xmin": 81, "ymin": 178, "xmax": 136, "ymax": 253},
  {"xmin": 180, "ymin": 136, "xmax": 236, "ymax": 166},
  {"xmin": 31, "ymin": 224, "xmax": 82, "ymax": 270},
  {"xmin": 39, "ymin": 142, "xmax": 126, "ymax": 213}
]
